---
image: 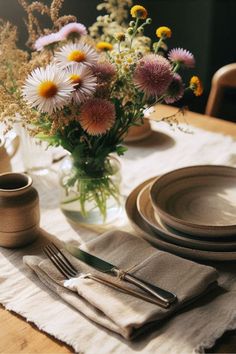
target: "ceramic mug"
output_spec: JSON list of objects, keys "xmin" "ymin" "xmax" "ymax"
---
[
  {"xmin": 0, "ymin": 135, "xmax": 19, "ymax": 173},
  {"xmin": 0, "ymin": 172, "xmax": 40, "ymax": 248}
]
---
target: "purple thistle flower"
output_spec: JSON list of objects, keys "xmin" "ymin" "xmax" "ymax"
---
[
  {"xmin": 92, "ymin": 62, "xmax": 116, "ymax": 83},
  {"xmin": 168, "ymin": 48, "xmax": 195, "ymax": 68},
  {"xmin": 164, "ymin": 73, "xmax": 184, "ymax": 104},
  {"xmin": 134, "ymin": 54, "xmax": 174, "ymax": 98}
]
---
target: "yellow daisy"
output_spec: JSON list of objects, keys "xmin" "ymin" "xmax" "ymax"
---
[
  {"xmin": 130, "ymin": 5, "xmax": 148, "ymax": 19},
  {"xmin": 96, "ymin": 41, "xmax": 113, "ymax": 52},
  {"xmin": 156, "ymin": 26, "xmax": 172, "ymax": 39},
  {"xmin": 190, "ymin": 76, "xmax": 203, "ymax": 96}
]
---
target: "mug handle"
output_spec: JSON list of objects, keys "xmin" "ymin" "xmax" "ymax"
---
[{"xmin": 5, "ymin": 133, "xmax": 20, "ymax": 158}]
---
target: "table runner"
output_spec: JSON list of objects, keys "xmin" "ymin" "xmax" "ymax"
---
[{"xmin": 1, "ymin": 121, "xmax": 236, "ymax": 353}]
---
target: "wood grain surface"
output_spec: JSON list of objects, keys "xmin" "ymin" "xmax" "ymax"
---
[{"xmin": 1, "ymin": 105, "xmax": 236, "ymax": 354}]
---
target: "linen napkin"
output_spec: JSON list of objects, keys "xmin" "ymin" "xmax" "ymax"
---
[{"xmin": 24, "ymin": 230, "xmax": 218, "ymax": 340}]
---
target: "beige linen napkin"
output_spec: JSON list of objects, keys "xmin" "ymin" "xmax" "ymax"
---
[{"xmin": 24, "ymin": 230, "xmax": 218, "ymax": 340}]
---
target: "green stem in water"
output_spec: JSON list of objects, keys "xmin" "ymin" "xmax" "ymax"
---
[{"xmin": 62, "ymin": 160, "xmax": 120, "ymax": 221}]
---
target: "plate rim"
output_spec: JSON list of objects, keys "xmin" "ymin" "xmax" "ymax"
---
[
  {"xmin": 125, "ymin": 177, "xmax": 236, "ymax": 261},
  {"xmin": 137, "ymin": 182, "xmax": 236, "ymax": 251},
  {"xmin": 150, "ymin": 165, "xmax": 236, "ymax": 233}
]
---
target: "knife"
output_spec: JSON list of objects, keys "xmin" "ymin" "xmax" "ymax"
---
[{"xmin": 66, "ymin": 244, "xmax": 177, "ymax": 306}]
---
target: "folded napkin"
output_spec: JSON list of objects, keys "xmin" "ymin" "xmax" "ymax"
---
[{"xmin": 24, "ymin": 230, "xmax": 218, "ymax": 340}]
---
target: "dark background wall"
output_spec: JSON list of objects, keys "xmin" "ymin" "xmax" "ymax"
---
[{"xmin": 0, "ymin": 0, "xmax": 236, "ymax": 119}]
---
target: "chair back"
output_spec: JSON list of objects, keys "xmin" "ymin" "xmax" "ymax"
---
[{"xmin": 205, "ymin": 63, "xmax": 236, "ymax": 117}]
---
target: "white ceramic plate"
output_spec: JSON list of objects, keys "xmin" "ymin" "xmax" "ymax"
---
[
  {"xmin": 137, "ymin": 183, "xmax": 236, "ymax": 251},
  {"xmin": 125, "ymin": 178, "xmax": 236, "ymax": 262},
  {"xmin": 150, "ymin": 165, "xmax": 236, "ymax": 237}
]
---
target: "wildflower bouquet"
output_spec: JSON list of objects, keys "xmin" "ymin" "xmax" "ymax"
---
[{"xmin": 0, "ymin": 1, "xmax": 202, "ymax": 224}]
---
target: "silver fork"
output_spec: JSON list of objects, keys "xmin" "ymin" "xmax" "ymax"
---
[{"xmin": 43, "ymin": 243, "xmax": 170, "ymax": 308}]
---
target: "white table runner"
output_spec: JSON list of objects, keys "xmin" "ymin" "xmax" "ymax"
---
[{"xmin": 1, "ymin": 121, "xmax": 236, "ymax": 353}]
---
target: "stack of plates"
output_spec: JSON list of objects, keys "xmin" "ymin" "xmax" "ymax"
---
[{"xmin": 125, "ymin": 165, "xmax": 236, "ymax": 261}]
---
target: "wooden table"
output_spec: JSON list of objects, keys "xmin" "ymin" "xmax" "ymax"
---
[{"xmin": 1, "ymin": 105, "xmax": 236, "ymax": 354}]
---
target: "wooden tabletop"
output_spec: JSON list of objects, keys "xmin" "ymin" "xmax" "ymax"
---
[{"xmin": 1, "ymin": 105, "xmax": 236, "ymax": 354}]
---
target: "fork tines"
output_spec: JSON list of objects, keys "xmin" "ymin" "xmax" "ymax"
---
[{"xmin": 43, "ymin": 243, "xmax": 78, "ymax": 279}]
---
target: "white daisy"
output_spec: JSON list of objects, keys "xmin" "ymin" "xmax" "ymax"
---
[
  {"xmin": 54, "ymin": 42, "xmax": 99, "ymax": 68},
  {"xmin": 22, "ymin": 64, "xmax": 74, "ymax": 114},
  {"xmin": 67, "ymin": 64, "xmax": 97, "ymax": 104}
]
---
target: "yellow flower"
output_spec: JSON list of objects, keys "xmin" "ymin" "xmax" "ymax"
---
[
  {"xmin": 130, "ymin": 5, "xmax": 148, "ymax": 19},
  {"xmin": 156, "ymin": 26, "xmax": 172, "ymax": 39},
  {"xmin": 190, "ymin": 76, "xmax": 203, "ymax": 96},
  {"xmin": 96, "ymin": 41, "xmax": 113, "ymax": 51}
]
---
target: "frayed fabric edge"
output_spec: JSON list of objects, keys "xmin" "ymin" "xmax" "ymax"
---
[{"xmin": 194, "ymin": 313, "xmax": 236, "ymax": 354}]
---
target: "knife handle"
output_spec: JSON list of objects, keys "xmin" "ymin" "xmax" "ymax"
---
[
  {"xmin": 86, "ymin": 274, "xmax": 170, "ymax": 308},
  {"xmin": 113, "ymin": 270, "xmax": 177, "ymax": 305}
]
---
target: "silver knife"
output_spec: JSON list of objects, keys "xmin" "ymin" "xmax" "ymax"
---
[{"xmin": 66, "ymin": 244, "xmax": 177, "ymax": 306}]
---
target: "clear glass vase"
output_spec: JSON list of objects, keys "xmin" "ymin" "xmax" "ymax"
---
[{"xmin": 59, "ymin": 155, "xmax": 122, "ymax": 225}]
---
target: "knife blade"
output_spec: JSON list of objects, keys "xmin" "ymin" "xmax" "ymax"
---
[{"xmin": 66, "ymin": 244, "xmax": 177, "ymax": 306}]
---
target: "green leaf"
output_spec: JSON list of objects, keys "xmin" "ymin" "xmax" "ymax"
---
[
  {"xmin": 35, "ymin": 133, "xmax": 60, "ymax": 146},
  {"xmin": 116, "ymin": 145, "xmax": 127, "ymax": 156}
]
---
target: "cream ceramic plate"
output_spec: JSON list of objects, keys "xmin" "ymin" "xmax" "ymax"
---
[
  {"xmin": 137, "ymin": 183, "xmax": 236, "ymax": 251},
  {"xmin": 150, "ymin": 166, "xmax": 236, "ymax": 237},
  {"xmin": 125, "ymin": 178, "xmax": 236, "ymax": 261}
]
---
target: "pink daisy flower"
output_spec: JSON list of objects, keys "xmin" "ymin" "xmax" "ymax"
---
[
  {"xmin": 79, "ymin": 98, "xmax": 116, "ymax": 136},
  {"xmin": 92, "ymin": 62, "xmax": 116, "ymax": 83},
  {"xmin": 34, "ymin": 32, "xmax": 63, "ymax": 51},
  {"xmin": 59, "ymin": 22, "xmax": 87, "ymax": 41},
  {"xmin": 134, "ymin": 54, "xmax": 173, "ymax": 98},
  {"xmin": 164, "ymin": 73, "xmax": 184, "ymax": 104},
  {"xmin": 168, "ymin": 48, "xmax": 195, "ymax": 68}
]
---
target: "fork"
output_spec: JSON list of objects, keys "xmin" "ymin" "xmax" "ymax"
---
[{"xmin": 43, "ymin": 243, "xmax": 170, "ymax": 308}]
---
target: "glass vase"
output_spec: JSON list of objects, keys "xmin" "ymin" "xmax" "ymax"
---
[{"xmin": 59, "ymin": 155, "xmax": 122, "ymax": 225}]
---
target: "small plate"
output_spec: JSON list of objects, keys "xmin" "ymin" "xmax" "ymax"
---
[
  {"xmin": 124, "ymin": 118, "xmax": 152, "ymax": 142},
  {"xmin": 137, "ymin": 183, "xmax": 236, "ymax": 251},
  {"xmin": 125, "ymin": 178, "xmax": 236, "ymax": 262},
  {"xmin": 150, "ymin": 165, "xmax": 236, "ymax": 237}
]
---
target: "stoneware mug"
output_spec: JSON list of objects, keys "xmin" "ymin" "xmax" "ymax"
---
[
  {"xmin": 0, "ymin": 135, "xmax": 20, "ymax": 173},
  {"xmin": 0, "ymin": 172, "xmax": 40, "ymax": 248}
]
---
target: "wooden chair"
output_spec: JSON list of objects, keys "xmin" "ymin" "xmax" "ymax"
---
[{"xmin": 205, "ymin": 63, "xmax": 236, "ymax": 118}]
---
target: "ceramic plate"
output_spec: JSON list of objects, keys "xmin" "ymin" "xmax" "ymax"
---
[
  {"xmin": 125, "ymin": 177, "xmax": 236, "ymax": 262},
  {"xmin": 150, "ymin": 165, "xmax": 236, "ymax": 237},
  {"xmin": 137, "ymin": 183, "xmax": 236, "ymax": 251}
]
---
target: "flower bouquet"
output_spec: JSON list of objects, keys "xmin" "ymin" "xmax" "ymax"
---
[{"xmin": 0, "ymin": 0, "xmax": 202, "ymax": 225}]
